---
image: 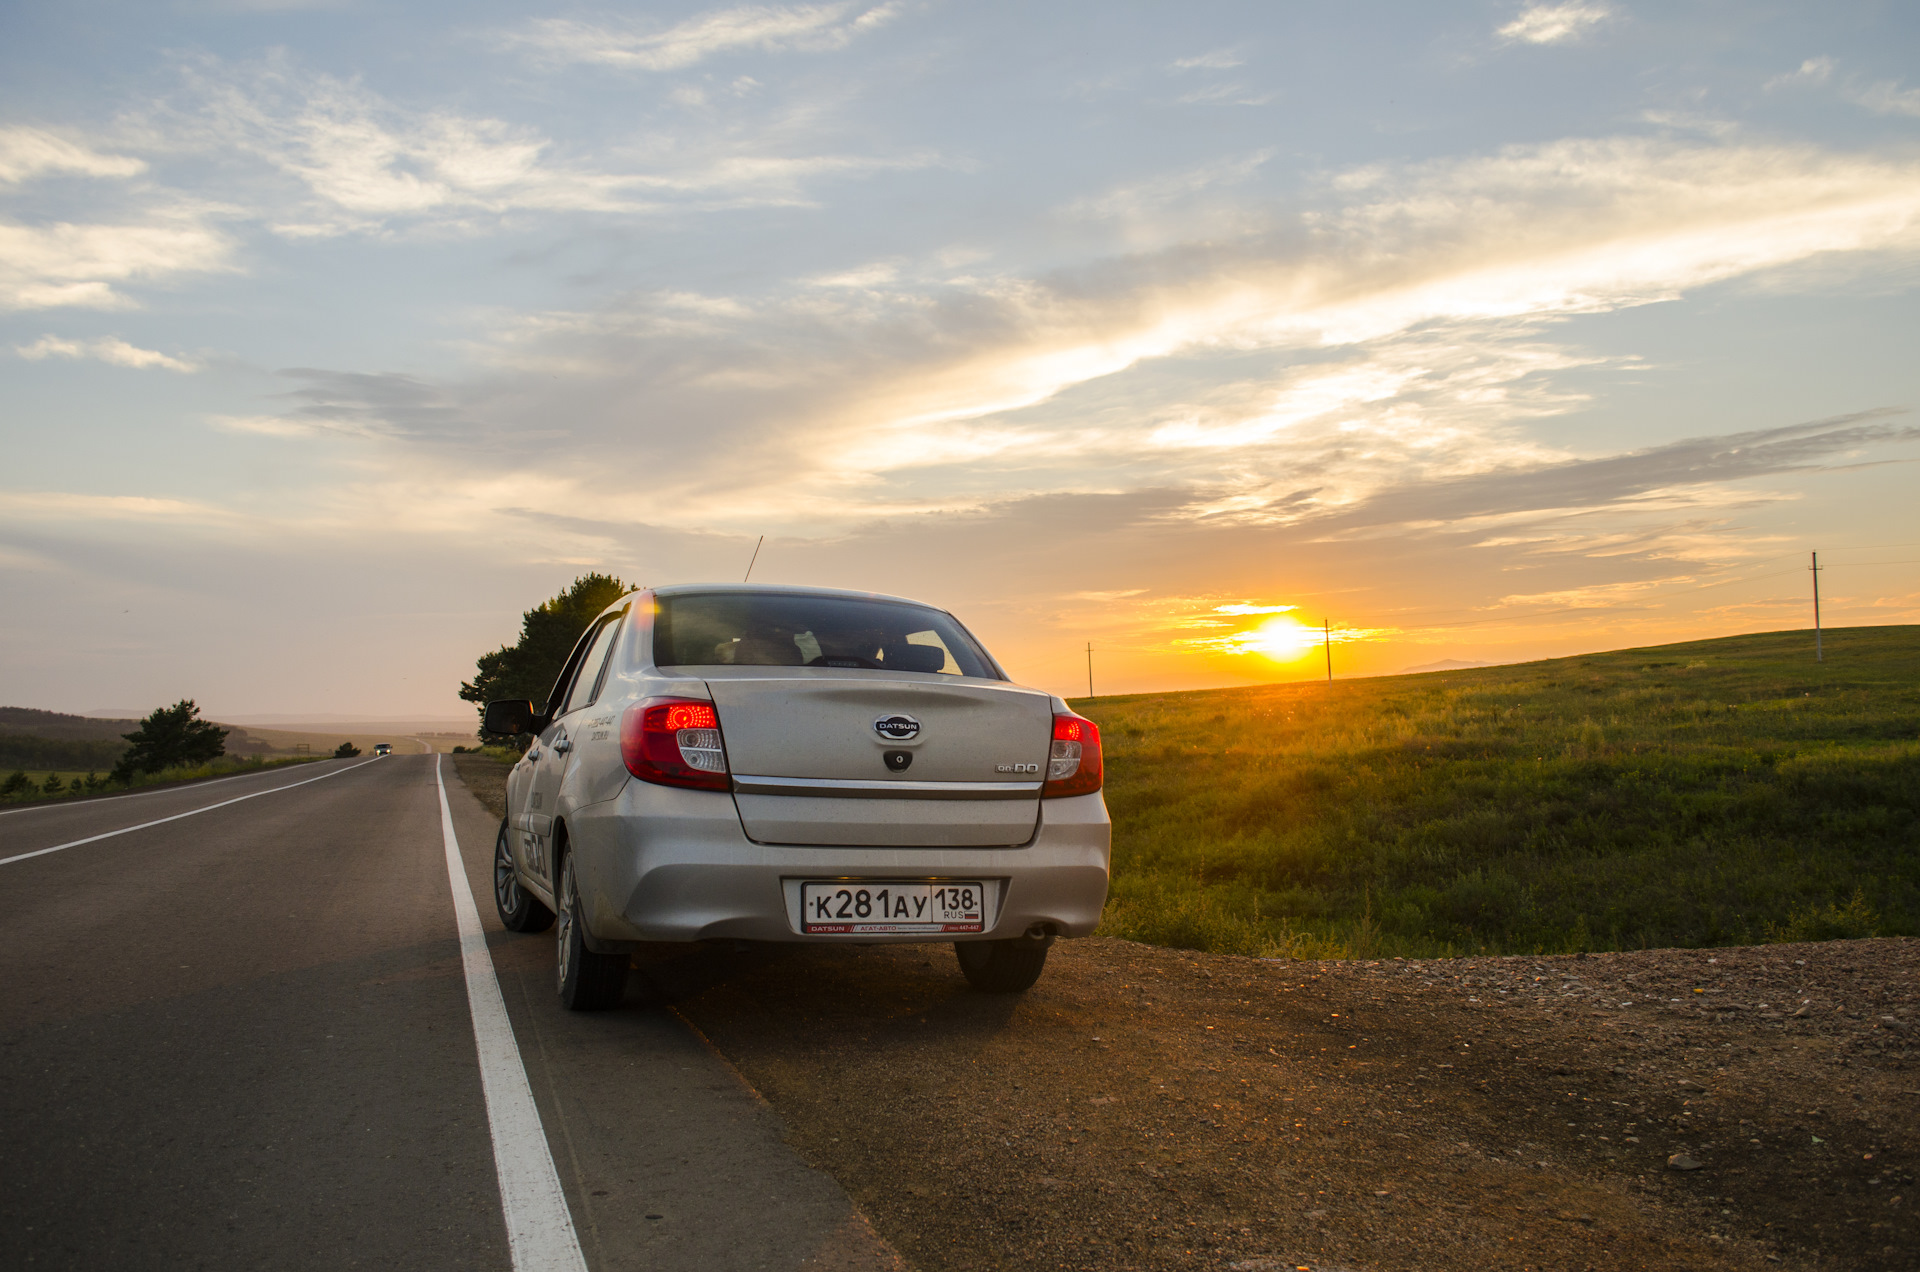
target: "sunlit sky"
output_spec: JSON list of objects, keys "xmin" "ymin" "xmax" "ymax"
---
[{"xmin": 4, "ymin": 1, "xmax": 1918, "ymax": 718}]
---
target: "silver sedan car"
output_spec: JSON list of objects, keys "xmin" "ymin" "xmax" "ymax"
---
[{"xmin": 482, "ymin": 584, "xmax": 1111, "ymax": 1009}]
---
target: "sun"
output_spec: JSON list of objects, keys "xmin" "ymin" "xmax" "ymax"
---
[{"xmin": 1235, "ymin": 617, "xmax": 1318, "ymax": 662}]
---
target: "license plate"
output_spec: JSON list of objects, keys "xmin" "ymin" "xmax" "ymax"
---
[{"xmin": 800, "ymin": 880, "xmax": 987, "ymax": 934}]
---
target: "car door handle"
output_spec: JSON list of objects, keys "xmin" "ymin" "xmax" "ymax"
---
[{"xmin": 553, "ymin": 738, "xmax": 572, "ymax": 754}]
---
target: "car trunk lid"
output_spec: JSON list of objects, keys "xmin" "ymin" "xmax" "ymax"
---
[{"xmin": 704, "ymin": 671, "xmax": 1053, "ymax": 846}]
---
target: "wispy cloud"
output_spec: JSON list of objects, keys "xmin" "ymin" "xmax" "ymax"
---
[
  {"xmin": 1765, "ymin": 55, "xmax": 1920, "ymax": 117},
  {"xmin": 168, "ymin": 59, "xmax": 647, "ymax": 229},
  {"xmin": 15, "ymin": 334, "xmax": 200, "ymax": 371},
  {"xmin": 1497, "ymin": 2, "xmax": 1614, "ymax": 46},
  {"xmin": 1850, "ymin": 78, "xmax": 1920, "ymax": 118},
  {"xmin": 1638, "ymin": 109, "xmax": 1736, "ymax": 138},
  {"xmin": 1173, "ymin": 83, "xmax": 1274, "ymax": 107},
  {"xmin": 0, "ymin": 51, "xmax": 936, "ymax": 316},
  {"xmin": 1171, "ymin": 48, "xmax": 1244, "ymax": 71},
  {"xmin": 0, "ymin": 211, "xmax": 235, "ymax": 310},
  {"xmin": 498, "ymin": 3, "xmax": 903, "ymax": 72},
  {"xmin": 1496, "ymin": 576, "xmax": 1686, "ymax": 608},
  {"xmin": 258, "ymin": 368, "xmax": 473, "ymax": 440},
  {"xmin": 1766, "ymin": 56, "xmax": 1834, "ymax": 90},
  {"xmin": 1057, "ymin": 149, "xmax": 1272, "ymax": 237},
  {"xmin": 0, "ymin": 126, "xmax": 146, "ymax": 184},
  {"xmin": 0, "ymin": 491, "xmax": 243, "ymax": 527},
  {"xmin": 0, "ymin": 126, "xmax": 227, "ymax": 310},
  {"xmin": 134, "ymin": 54, "xmax": 934, "ymax": 235},
  {"xmin": 1304, "ymin": 410, "xmax": 1919, "ymax": 538},
  {"xmin": 429, "ymin": 137, "xmax": 1920, "ymax": 535}
]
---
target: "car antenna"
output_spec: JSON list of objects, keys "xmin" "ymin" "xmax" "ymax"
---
[{"xmin": 743, "ymin": 534, "xmax": 764, "ymax": 582}]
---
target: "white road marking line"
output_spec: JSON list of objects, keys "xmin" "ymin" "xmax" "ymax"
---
[
  {"xmin": 0, "ymin": 756, "xmax": 385, "ymax": 867},
  {"xmin": 434, "ymin": 756, "xmax": 589, "ymax": 1272},
  {"xmin": 0, "ymin": 759, "xmax": 337, "ymax": 819}
]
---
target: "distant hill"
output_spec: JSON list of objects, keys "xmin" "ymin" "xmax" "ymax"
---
[
  {"xmin": 0, "ymin": 709, "xmax": 139, "ymax": 771},
  {"xmin": 0, "ymin": 707, "xmax": 267, "ymax": 772},
  {"xmin": 1399, "ymin": 658, "xmax": 1495, "ymax": 674},
  {"xmin": 0, "ymin": 707, "xmax": 141, "ymax": 741}
]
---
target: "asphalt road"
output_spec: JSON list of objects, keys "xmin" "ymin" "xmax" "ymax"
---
[{"xmin": 0, "ymin": 754, "xmax": 897, "ymax": 1271}]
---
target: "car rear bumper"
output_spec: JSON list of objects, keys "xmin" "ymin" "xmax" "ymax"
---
[{"xmin": 567, "ymin": 781, "xmax": 1111, "ymax": 944}]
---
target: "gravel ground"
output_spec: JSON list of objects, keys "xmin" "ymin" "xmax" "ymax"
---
[
  {"xmin": 451, "ymin": 757, "xmax": 1917, "ymax": 1271},
  {"xmin": 646, "ymin": 937, "xmax": 1915, "ymax": 1272}
]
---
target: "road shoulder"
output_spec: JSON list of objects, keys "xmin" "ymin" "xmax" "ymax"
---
[{"xmin": 442, "ymin": 755, "xmax": 905, "ymax": 1272}]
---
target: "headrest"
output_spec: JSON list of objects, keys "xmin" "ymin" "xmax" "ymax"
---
[{"xmin": 882, "ymin": 643, "xmax": 948, "ymax": 673}]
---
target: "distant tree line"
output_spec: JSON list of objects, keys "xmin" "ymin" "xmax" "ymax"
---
[
  {"xmin": 2, "ymin": 700, "xmax": 232, "ymax": 803},
  {"xmin": 0, "ymin": 736, "xmax": 127, "ymax": 771},
  {"xmin": 460, "ymin": 573, "xmax": 630, "ymax": 743}
]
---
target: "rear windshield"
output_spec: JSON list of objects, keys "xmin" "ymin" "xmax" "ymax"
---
[{"xmin": 654, "ymin": 593, "xmax": 999, "ymax": 678}]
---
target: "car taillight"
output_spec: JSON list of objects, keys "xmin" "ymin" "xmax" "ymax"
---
[
  {"xmin": 1042, "ymin": 711, "xmax": 1102, "ymax": 798},
  {"xmin": 621, "ymin": 697, "xmax": 730, "ymax": 791}
]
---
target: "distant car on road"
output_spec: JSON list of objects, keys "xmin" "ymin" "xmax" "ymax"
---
[
  {"xmin": 484, "ymin": 584, "xmax": 1111, "ymax": 1009},
  {"xmin": 373, "ymin": 743, "xmax": 393, "ymax": 757}
]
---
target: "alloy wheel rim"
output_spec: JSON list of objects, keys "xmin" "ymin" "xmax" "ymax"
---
[
  {"xmin": 494, "ymin": 832, "xmax": 519, "ymax": 912},
  {"xmin": 556, "ymin": 858, "xmax": 574, "ymax": 988}
]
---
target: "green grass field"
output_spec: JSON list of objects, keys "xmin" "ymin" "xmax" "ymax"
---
[
  {"xmin": 1075, "ymin": 624, "xmax": 1919, "ymax": 959},
  {"xmin": 0, "ymin": 755, "xmax": 322, "ymax": 804}
]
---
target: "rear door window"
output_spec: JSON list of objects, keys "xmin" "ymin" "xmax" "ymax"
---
[
  {"xmin": 654, "ymin": 593, "xmax": 998, "ymax": 678},
  {"xmin": 560, "ymin": 615, "xmax": 622, "ymax": 716}
]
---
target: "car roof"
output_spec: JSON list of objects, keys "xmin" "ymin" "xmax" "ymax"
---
[
  {"xmin": 649, "ymin": 582, "xmax": 937, "ymax": 604},
  {"xmin": 637, "ymin": 583, "xmax": 948, "ymax": 610}
]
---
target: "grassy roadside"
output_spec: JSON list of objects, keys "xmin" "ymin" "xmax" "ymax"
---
[
  {"xmin": 1077, "ymin": 624, "xmax": 1920, "ymax": 959},
  {"xmin": 451, "ymin": 751, "xmax": 512, "ymax": 821},
  {"xmin": 4, "ymin": 771, "xmax": 103, "ymax": 788},
  {"xmin": 0, "ymin": 754, "xmax": 327, "ymax": 806}
]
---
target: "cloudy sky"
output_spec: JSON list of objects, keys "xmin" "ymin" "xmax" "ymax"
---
[{"xmin": 3, "ymin": 0, "xmax": 1918, "ymax": 718}]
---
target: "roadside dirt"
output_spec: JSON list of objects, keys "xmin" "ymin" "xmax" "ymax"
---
[
  {"xmin": 453, "ymin": 758, "xmax": 1917, "ymax": 1270},
  {"xmin": 451, "ymin": 752, "xmax": 508, "ymax": 817},
  {"xmin": 648, "ymin": 938, "xmax": 1915, "ymax": 1272}
]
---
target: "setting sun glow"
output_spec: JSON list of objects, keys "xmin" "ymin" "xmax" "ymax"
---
[{"xmin": 1234, "ymin": 618, "xmax": 1319, "ymax": 662}]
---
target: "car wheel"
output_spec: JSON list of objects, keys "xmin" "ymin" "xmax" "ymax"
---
[
  {"xmin": 556, "ymin": 850, "xmax": 627, "ymax": 1011},
  {"xmin": 955, "ymin": 937, "xmax": 1050, "ymax": 993},
  {"xmin": 494, "ymin": 818, "xmax": 553, "ymax": 933}
]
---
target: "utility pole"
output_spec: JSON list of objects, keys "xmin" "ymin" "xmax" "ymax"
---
[
  {"xmin": 1811, "ymin": 551, "xmax": 1823, "ymax": 662},
  {"xmin": 1086, "ymin": 642, "xmax": 1094, "ymax": 699},
  {"xmin": 1323, "ymin": 619, "xmax": 1333, "ymax": 683}
]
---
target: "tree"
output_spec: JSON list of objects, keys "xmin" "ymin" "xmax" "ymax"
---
[
  {"xmin": 2, "ymin": 771, "xmax": 29, "ymax": 797},
  {"xmin": 460, "ymin": 573, "xmax": 630, "ymax": 738},
  {"xmin": 334, "ymin": 742, "xmax": 361, "ymax": 758},
  {"xmin": 111, "ymin": 700, "xmax": 228, "ymax": 781},
  {"xmin": 42, "ymin": 773, "xmax": 65, "ymax": 796}
]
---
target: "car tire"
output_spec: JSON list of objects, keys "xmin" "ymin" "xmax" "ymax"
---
[
  {"xmin": 494, "ymin": 818, "xmax": 553, "ymax": 933},
  {"xmin": 556, "ymin": 850, "xmax": 627, "ymax": 1011},
  {"xmin": 955, "ymin": 937, "xmax": 1050, "ymax": 993}
]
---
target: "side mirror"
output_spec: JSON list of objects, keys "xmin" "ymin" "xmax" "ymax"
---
[{"xmin": 482, "ymin": 699, "xmax": 538, "ymax": 737}]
